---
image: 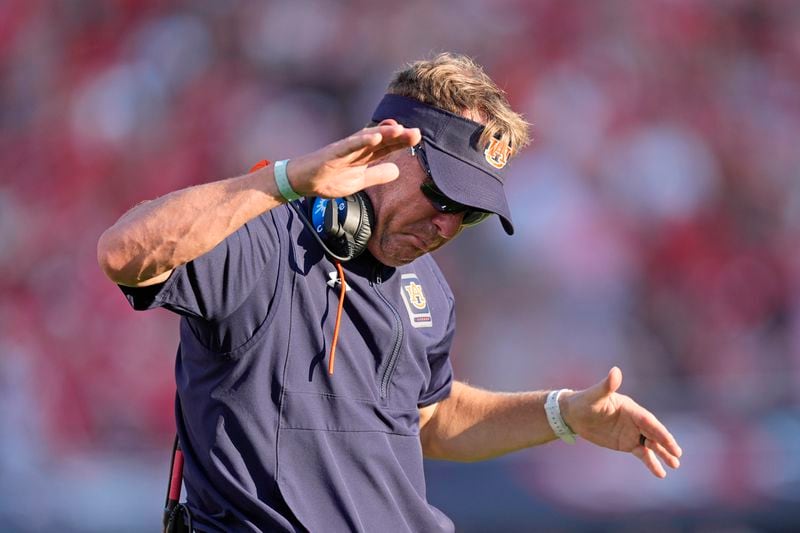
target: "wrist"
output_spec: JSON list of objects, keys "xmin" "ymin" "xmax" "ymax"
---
[
  {"xmin": 544, "ymin": 389, "xmax": 577, "ymax": 444},
  {"xmin": 558, "ymin": 389, "xmax": 575, "ymax": 431},
  {"xmin": 273, "ymin": 159, "xmax": 303, "ymax": 201}
]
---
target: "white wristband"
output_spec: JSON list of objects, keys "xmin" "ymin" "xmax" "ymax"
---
[
  {"xmin": 273, "ymin": 159, "xmax": 302, "ymax": 201},
  {"xmin": 545, "ymin": 389, "xmax": 576, "ymax": 444}
]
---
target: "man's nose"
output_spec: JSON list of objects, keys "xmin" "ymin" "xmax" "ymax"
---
[{"xmin": 432, "ymin": 211, "xmax": 463, "ymax": 240}]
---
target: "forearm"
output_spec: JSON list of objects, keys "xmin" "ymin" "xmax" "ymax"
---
[
  {"xmin": 421, "ymin": 369, "xmax": 683, "ymax": 478},
  {"xmin": 421, "ymin": 381, "xmax": 559, "ymax": 462},
  {"xmin": 98, "ymin": 165, "xmax": 283, "ymax": 286},
  {"xmin": 97, "ymin": 123, "xmax": 421, "ymax": 286}
]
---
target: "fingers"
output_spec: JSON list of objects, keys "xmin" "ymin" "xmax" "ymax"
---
[
  {"xmin": 641, "ymin": 435, "xmax": 681, "ymax": 470},
  {"xmin": 375, "ymin": 124, "xmax": 421, "ymax": 149},
  {"xmin": 335, "ymin": 131, "xmax": 383, "ymax": 157},
  {"xmin": 631, "ymin": 411, "xmax": 682, "ymax": 478},
  {"xmin": 362, "ymin": 123, "xmax": 422, "ymax": 150},
  {"xmin": 325, "ymin": 122, "xmax": 421, "ymax": 169},
  {"xmin": 580, "ymin": 366, "xmax": 623, "ymax": 404},
  {"xmin": 365, "ymin": 144, "xmax": 415, "ymax": 163},
  {"xmin": 632, "ymin": 444, "xmax": 667, "ymax": 478},
  {"xmin": 333, "ymin": 126, "xmax": 421, "ymax": 161},
  {"xmin": 370, "ymin": 121, "xmax": 419, "ymax": 140},
  {"xmin": 606, "ymin": 366, "xmax": 622, "ymax": 394},
  {"xmin": 633, "ymin": 435, "xmax": 681, "ymax": 478},
  {"xmin": 636, "ymin": 411, "xmax": 683, "ymax": 460},
  {"xmin": 362, "ymin": 162, "xmax": 400, "ymax": 187},
  {"xmin": 570, "ymin": 365, "xmax": 683, "ymax": 480}
]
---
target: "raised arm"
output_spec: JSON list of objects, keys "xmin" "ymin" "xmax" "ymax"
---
[
  {"xmin": 97, "ymin": 121, "xmax": 421, "ymax": 287},
  {"xmin": 419, "ymin": 367, "xmax": 682, "ymax": 478}
]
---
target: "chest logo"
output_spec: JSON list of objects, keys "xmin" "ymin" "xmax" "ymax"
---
[
  {"xmin": 404, "ymin": 282, "xmax": 427, "ymax": 309},
  {"xmin": 400, "ymin": 273, "xmax": 432, "ymax": 328}
]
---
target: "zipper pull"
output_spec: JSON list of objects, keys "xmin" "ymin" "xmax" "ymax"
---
[{"xmin": 372, "ymin": 263, "xmax": 382, "ymax": 285}]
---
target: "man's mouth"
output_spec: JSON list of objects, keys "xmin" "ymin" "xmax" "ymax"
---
[{"xmin": 408, "ymin": 233, "xmax": 435, "ymax": 251}]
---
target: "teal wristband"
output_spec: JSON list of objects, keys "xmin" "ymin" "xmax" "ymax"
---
[{"xmin": 273, "ymin": 159, "xmax": 302, "ymax": 201}]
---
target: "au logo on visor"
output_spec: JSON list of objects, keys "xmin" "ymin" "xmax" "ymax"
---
[
  {"xmin": 484, "ymin": 138, "xmax": 512, "ymax": 169},
  {"xmin": 400, "ymin": 273, "xmax": 432, "ymax": 328}
]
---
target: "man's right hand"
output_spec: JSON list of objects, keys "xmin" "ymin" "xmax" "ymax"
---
[{"xmin": 286, "ymin": 119, "xmax": 421, "ymax": 198}]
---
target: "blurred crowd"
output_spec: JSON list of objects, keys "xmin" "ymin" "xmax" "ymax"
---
[{"xmin": 1, "ymin": 0, "xmax": 799, "ymax": 530}]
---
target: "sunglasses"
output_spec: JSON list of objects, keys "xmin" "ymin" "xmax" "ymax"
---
[{"xmin": 412, "ymin": 145, "xmax": 492, "ymax": 227}]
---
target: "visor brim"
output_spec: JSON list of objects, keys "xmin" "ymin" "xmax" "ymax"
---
[{"xmin": 422, "ymin": 140, "xmax": 514, "ymax": 235}]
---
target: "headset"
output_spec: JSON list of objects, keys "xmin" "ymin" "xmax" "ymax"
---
[
  {"xmin": 248, "ymin": 159, "xmax": 374, "ymax": 262},
  {"xmin": 289, "ymin": 193, "xmax": 374, "ymax": 262}
]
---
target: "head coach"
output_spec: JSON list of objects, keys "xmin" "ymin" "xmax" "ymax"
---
[{"xmin": 97, "ymin": 53, "xmax": 682, "ymax": 532}]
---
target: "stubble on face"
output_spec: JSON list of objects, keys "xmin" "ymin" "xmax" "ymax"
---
[{"xmin": 364, "ymin": 151, "xmax": 444, "ymax": 266}]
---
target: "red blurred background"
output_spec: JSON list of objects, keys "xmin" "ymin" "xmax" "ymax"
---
[{"xmin": 1, "ymin": 0, "xmax": 799, "ymax": 530}]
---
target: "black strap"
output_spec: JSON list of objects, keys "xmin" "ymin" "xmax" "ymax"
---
[{"xmin": 164, "ymin": 502, "xmax": 193, "ymax": 533}]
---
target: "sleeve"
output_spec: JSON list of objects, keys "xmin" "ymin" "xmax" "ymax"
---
[
  {"xmin": 418, "ymin": 293, "xmax": 455, "ymax": 407},
  {"xmin": 118, "ymin": 209, "xmax": 283, "ymax": 322}
]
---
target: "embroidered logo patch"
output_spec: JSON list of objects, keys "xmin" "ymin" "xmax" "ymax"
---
[
  {"xmin": 400, "ymin": 273, "xmax": 432, "ymax": 328},
  {"xmin": 327, "ymin": 271, "xmax": 351, "ymax": 291},
  {"xmin": 484, "ymin": 137, "xmax": 513, "ymax": 169}
]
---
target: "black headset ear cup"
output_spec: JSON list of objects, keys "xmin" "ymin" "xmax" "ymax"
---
[
  {"xmin": 347, "ymin": 192, "xmax": 373, "ymax": 258},
  {"xmin": 312, "ymin": 192, "xmax": 374, "ymax": 261}
]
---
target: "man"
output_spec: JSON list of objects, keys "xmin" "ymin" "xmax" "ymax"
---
[{"xmin": 98, "ymin": 54, "xmax": 681, "ymax": 532}]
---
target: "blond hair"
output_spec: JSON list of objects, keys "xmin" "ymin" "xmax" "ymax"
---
[{"xmin": 387, "ymin": 53, "xmax": 530, "ymax": 158}]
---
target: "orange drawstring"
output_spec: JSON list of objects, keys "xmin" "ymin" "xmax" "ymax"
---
[
  {"xmin": 249, "ymin": 160, "xmax": 344, "ymax": 374},
  {"xmin": 328, "ymin": 261, "xmax": 346, "ymax": 375}
]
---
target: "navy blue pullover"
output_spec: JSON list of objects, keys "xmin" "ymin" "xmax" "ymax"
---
[{"xmin": 121, "ymin": 202, "xmax": 455, "ymax": 532}]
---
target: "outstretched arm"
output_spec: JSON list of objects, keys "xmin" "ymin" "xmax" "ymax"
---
[
  {"xmin": 419, "ymin": 367, "xmax": 682, "ymax": 478},
  {"xmin": 97, "ymin": 120, "xmax": 420, "ymax": 287}
]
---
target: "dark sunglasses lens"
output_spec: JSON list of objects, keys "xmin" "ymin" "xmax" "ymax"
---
[
  {"xmin": 420, "ymin": 182, "xmax": 491, "ymax": 227},
  {"xmin": 416, "ymin": 147, "xmax": 492, "ymax": 228},
  {"xmin": 461, "ymin": 211, "xmax": 492, "ymax": 226},
  {"xmin": 421, "ymin": 182, "xmax": 459, "ymax": 213}
]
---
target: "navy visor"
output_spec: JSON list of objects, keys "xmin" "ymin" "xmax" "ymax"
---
[{"xmin": 371, "ymin": 94, "xmax": 514, "ymax": 235}]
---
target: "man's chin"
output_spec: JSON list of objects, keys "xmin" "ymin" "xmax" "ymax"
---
[
  {"xmin": 369, "ymin": 245, "xmax": 425, "ymax": 267},
  {"xmin": 378, "ymin": 252, "xmax": 422, "ymax": 267}
]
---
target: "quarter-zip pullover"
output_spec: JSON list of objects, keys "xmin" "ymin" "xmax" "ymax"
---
[{"xmin": 120, "ymin": 201, "xmax": 455, "ymax": 532}]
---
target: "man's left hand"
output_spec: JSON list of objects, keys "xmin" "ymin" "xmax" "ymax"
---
[{"xmin": 560, "ymin": 367, "xmax": 683, "ymax": 478}]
